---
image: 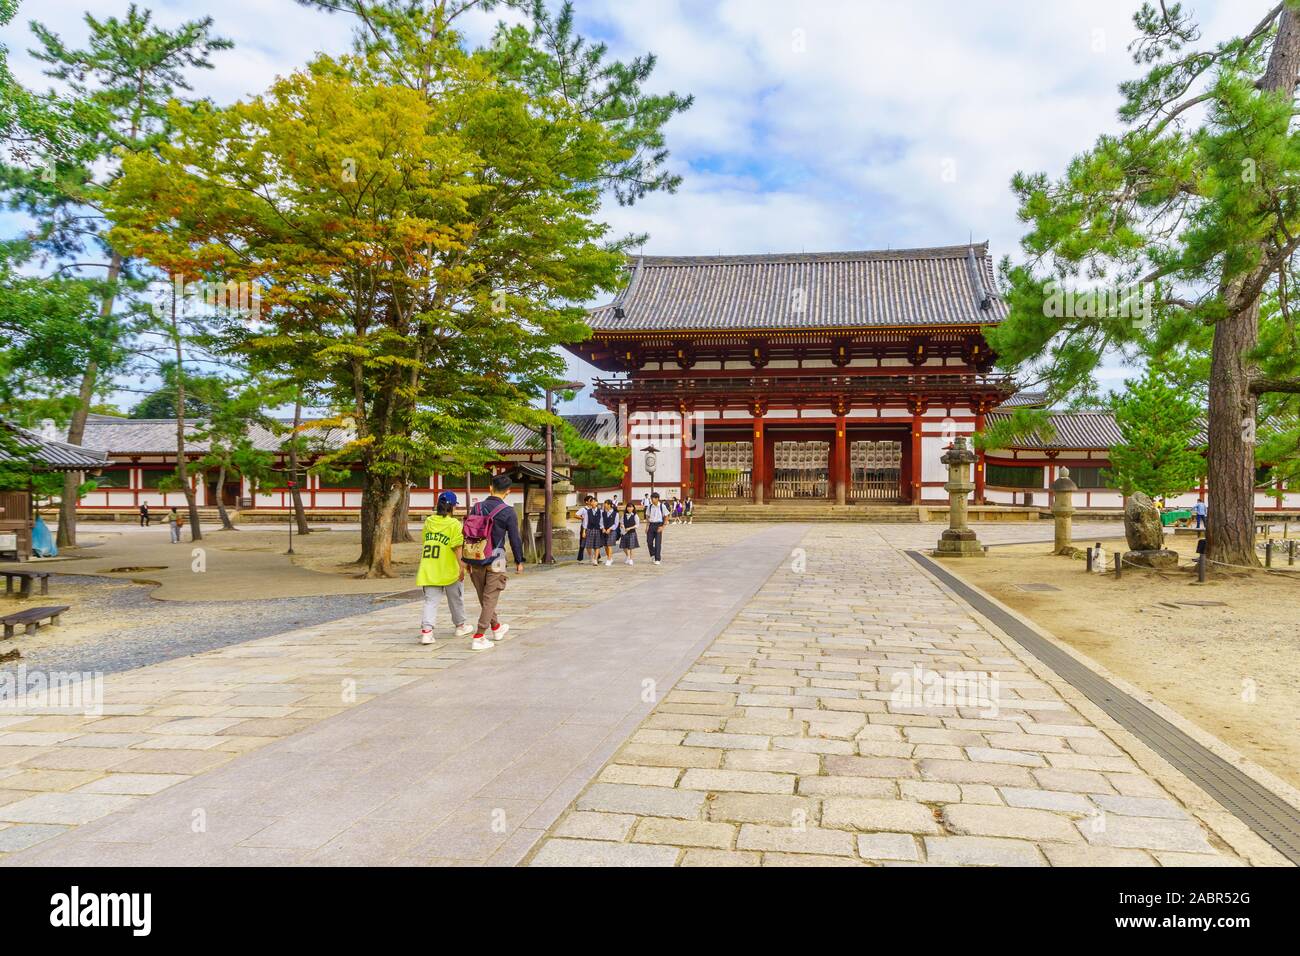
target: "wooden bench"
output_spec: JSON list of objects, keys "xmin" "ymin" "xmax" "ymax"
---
[
  {"xmin": 1, "ymin": 605, "xmax": 69, "ymax": 639},
  {"xmin": 1, "ymin": 569, "xmax": 51, "ymax": 599}
]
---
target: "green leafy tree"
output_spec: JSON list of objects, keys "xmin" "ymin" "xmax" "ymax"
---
[
  {"xmin": 194, "ymin": 377, "xmax": 284, "ymax": 531},
  {"xmin": 129, "ymin": 360, "xmax": 226, "ymax": 420},
  {"xmin": 1105, "ymin": 365, "xmax": 1207, "ymax": 499},
  {"xmin": 988, "ymin": 2, "xmax": 1300, "ymax": 566},
  {"xmin": 1, "ymin": 5, "xmax": 230, "ymax": 547},
  {"xmin": 108, "ymin": 1, "xmax": 689, "ymax": 576}
]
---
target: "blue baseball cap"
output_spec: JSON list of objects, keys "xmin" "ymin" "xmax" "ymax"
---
[{"xmin": 438, "ymin": 491, "xmax": 458, "ymax": 507}]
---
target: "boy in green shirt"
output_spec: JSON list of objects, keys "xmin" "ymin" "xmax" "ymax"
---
[{"xmin": 417, "ymin": 491, "xmax": 472, "ymax": 644}]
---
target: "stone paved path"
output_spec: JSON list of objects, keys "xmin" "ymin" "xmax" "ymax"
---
[
  {"xmin": 2, "ymin": 520, "xmax": 1287, "ymax": 866},
  {"xmin": 527, "ymin": 524, "xmax": 1289, "ymax": 867},
  {"xmin": 0, "ymin": 522, "xmax": 804, "ymax": 864}
]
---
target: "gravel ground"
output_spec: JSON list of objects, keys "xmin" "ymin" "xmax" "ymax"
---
[{"xmin": 1, "ymin": 574, "xmax": 413, "ymax": 677}]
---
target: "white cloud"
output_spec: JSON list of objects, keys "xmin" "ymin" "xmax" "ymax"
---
[{"xmin": 1, "ymin": 0, "xmax": 1260, "ymax": 412}]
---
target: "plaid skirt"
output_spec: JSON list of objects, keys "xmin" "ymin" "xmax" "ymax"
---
[
  {"xmin": 619, "ymin": 528, "xmax": 640, "ymax": 550},
  {"xmin": 584, "ymin": 526, "xmax": 607, "ymax": 549}
]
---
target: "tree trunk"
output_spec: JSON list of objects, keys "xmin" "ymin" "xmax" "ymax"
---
[
  {"xmin": 1205, "ymin": 6, "xmax": 1300, "ymax": 568},
  {"xmin": 357, "ymin": 469, "xmax": 375, "ymax": 566},
  {"xmin": 391, "ymin": 485, "xmax": 413, "ymax": 543},
  {"xmin": 289, "ymin": 398, "xmax": 311, "ymax": 536},
  {"xmin": 57, "ymin": 359, "xmax": 99, "ymax": 549},
  {"xmin": 171, "ymin": 287, "xmax": 202, "ymax": 542},
  {"xmin": 58, "ymin": 247, "xmax": 125, "ymax": 549},
  {"xmin": 214, "ymin": 463, "xmax": 235, "ymax": 531},
  {"xmin": 362, "ymin": 476, "xmax": 404, "ymax": 577},
  {"xmin": 1206, "ymin": 301, "xmax": 1260, "ymax": 567}
]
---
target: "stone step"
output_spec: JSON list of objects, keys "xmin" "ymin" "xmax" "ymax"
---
[{"xmin": 694, "ymin": 504, "xmax": 924, "ymax": 523}]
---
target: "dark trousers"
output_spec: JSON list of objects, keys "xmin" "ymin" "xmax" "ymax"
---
[
  {"xmin": 139, "ymin": 514, "xmax": 149, "ymax": 527},
  {"xmin": 1195, "ymin": 514, "xmax": 1205, "ymax": 529},
  {"xmin": 647, "ymin": 522, "xmax": 663, "ymax": 560},
  {"xmin": 577, "ymin": 529, "xmax": 585, "ymax": 561}
]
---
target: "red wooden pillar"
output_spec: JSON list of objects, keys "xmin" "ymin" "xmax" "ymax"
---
[
  {"xmin": 679, "ymin": 409, "xmax": 690, "ymax": 499},
  {"xmin": 621, "ymin": 411, "xmax": 633, "ymax": 504},
  {"xmin": 974, "ymin": 410, "xmax": 986, "ymax": 504},
  {"xmin": 834, "ymin": 411, "xmax": 848, "ymax": 505},
  {"xmin": 751, "ymin": 405, "xmax": 765, "ymax": 503},
  {"xmin": 693, "ymin": 416, "xmax": 707, "ymax": 499},
  {"xmin": 909, "ymin": 401, "xmax": 924, "ymax": 504}
]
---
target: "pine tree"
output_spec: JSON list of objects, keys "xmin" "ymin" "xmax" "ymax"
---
[
  {"xmin": 1105, "ymin": 366, "xmax": 1206, "ymax": 499},
  {"xmin": 988, "ymin": 2, "xmax": 1300, "ymax": 567},
  {"xmin": 2, "ymin": 5, "xmax": 230, "ymax": 547}
]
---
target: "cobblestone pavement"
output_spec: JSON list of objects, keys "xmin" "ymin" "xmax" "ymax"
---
[
  {"xmin": 528, "ymin": 524, "xmax": 1290, "ymax": 867},
  {"xmin": 4, "ymin": 519, "xmax": 1285, "ymax": 866},
  {"xmin": 0, "ymin": 521, "xmax": 783, "ymax": 862}
]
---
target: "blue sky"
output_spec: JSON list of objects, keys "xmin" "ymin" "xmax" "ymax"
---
[{"xmin": 0, "ymin": 0, "xmax": 1251, "ymax": 415}]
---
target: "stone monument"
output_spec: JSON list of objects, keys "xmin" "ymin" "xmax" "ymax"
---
[
  {"xmin": 1123, "ymin": 491, "xmax": 1179, "ymax": 569},
  {"xmin": 933, "ymin": 436, "xmax": 984, "ymax": 558},
  {"xmin": 1050, "ymin": 467, "xmax": 1078, "ymax": 556}
]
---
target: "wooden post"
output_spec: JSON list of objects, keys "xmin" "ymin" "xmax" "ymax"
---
[
  {"xmin": 751, "ymin": 412, "xmax": 765, "ymax": 504},
  {"xmin": 679, "ymin": 410, "xmax": 689, "ymax": 500},
  {"xmin": 1114, "ymin": 551, "xmax": 1122, "ymax": 580},
  {"xmin": 835, "ymin": 413, "xmax": 848, "ymax": 505},
  {"xmin": 1265, "ymin": 539, "xmax": 1273, "ymax": 568},
  {"xmin": 974, "ymin": 410, "xmax": 986, "ymax": 504},
  {"xmin": 910, "ymin": 406, "xmax": 923, "ymax": 505},
  {"xmin": 1086, "ymin": 546, "xmax": 1094, "ymax": 573},
  {"xmin": 1197, "ymin": 553, "xmax": 1207, "ymax": 582},
  {"xmin": 621, "ymin": 412, "xmax": 633, "ymax": 505}
]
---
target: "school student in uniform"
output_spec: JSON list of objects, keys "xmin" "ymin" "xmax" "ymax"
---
[
  {"xmin": 598, "ymin": 499, "xmax": 619, "ymax": 566},
  {"xmin": 619, "ymin": 502, "xmax": 640, "ymax": 565},
  {"xmin": 585, "ymin": 497, "xmax": 607, "ymax": 565},
  {"xmin": 645, "ymin": 492, "xmax": 668, "ymax": 565},
  {"xmin": 576, "ymin": 494, "xmax": 596, "ymax": 561}
]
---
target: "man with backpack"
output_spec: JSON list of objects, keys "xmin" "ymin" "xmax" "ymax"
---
[
  {"xmin": 645, "ymin": 492, "xmax": 668, "ymax": 565},
  {"xmin": 460, "ymin": 472, "xmax": 525, "ymax": 651}
]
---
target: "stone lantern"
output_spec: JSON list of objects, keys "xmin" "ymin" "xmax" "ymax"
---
[
  {"xmin": 933, "ymin": 436, "xmax": 983, "ymax": 557},
  {"xmin": 1050, "ymin": 467, "xmax": 1077, "ymax": 555}
]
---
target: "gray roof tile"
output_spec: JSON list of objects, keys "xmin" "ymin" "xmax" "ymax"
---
[
  {"xmin": 588, "ymin": 243, "xmax": 1007, "ymax": 332},
  {"xmin": 0, "ymin": 421, "xmax": 110, "ymax": 471},
  {"xmin": 80, "ymin": 414, "xmax": 616, "ymax": 456}
]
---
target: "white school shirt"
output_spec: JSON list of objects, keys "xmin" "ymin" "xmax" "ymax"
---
[{"xmin": 647, "ymin": 503, "xmax": 667, "ymax": 523}]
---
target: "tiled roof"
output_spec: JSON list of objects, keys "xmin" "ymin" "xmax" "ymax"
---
[
  {"xmin": 81, "ymin": 413, "xmax": 615, "ymax": 455},
  {"xmin": 488, "ymin": 413, "xmax": 614, "ymax": 449},
  {"xmin": 0, "ymin": 421, "xmax": 110, "ymax": 471},
  {"xmin": 986, "ymin": 410, "xmax": 1121, "ymax": 449},
  {"xmin": 587, "ymin": 243, "xmax": 1007, "ymax": 332},
  {"xmin": 81, "ymin": 417, "xmax": 351, "ymax": 455},
  {"xmin": 988, "ymin": 407, "xmax": 1227, "ymax": 451},
  {"xmin": 997, "ymin": 391, "xmax": 1048, "ymax": 408}
]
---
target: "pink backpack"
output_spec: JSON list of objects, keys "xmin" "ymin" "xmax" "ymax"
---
[{"xmin": 462, "ymin": 501, "xmax": 508, "ymax": 564}]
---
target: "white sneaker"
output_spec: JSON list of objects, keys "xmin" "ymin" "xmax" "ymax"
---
[
  {"xmin": 470, "ymin": 636, "xmax": 493, "ymax": 651},
  {"xmin": 454, "ymin": 622, "xmax": 474, "ymax": 638},
  {"xmin": 489, "ymin": 622, "xmax": 510, "ymax": 641},
  {"xmin": 420, "ymin": 628, "xmax": 434, "ymax": 645},
  {"xmin": 604, "ymin": 558, "xmax": 612, "ymax": 566},
  {"xmin": 654, "ymin": 559, "xmax": 661, "ymax": 565},
  {"xmin": 625, "ymin": 557, "xmax": 633, "ymax": 565}
]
